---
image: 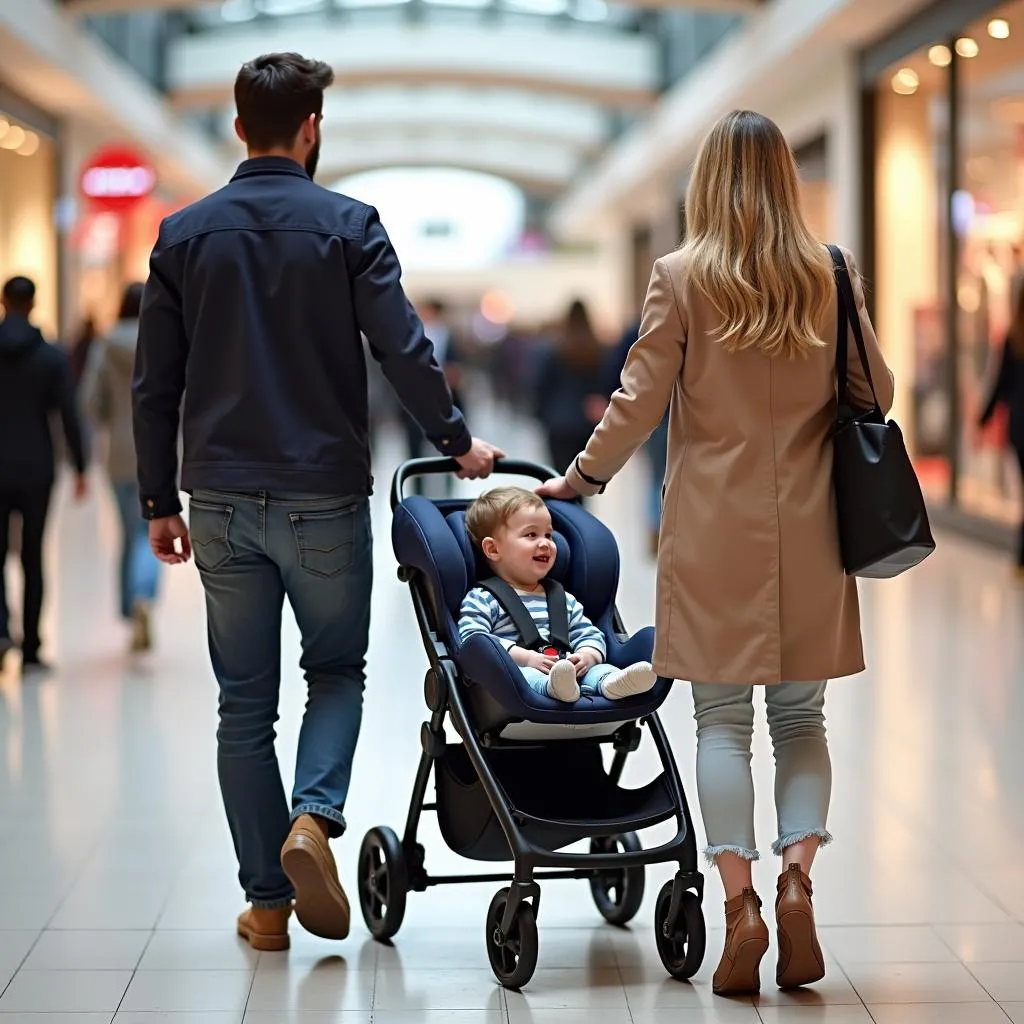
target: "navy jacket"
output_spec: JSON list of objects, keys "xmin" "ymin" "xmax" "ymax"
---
[
  {"xmin": 0, "ymin": 314, "xmax": 87, "ymax": 489},
  {"xmin": 132, "ymin": 157, "xmax": 471, "ymax": 519}
]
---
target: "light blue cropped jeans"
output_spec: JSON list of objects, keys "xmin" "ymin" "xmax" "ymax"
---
[
  {"xmin": 691, "ymin": 681, "xmax": 833, "ymax": 865},
  {"xmin": 521, "ymin": 663, "xmax": 619, "ymax": 699}
]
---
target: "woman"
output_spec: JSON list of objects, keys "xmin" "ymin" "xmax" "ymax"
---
[
  {"xmin": 533, "ymin": 300, "xmax": 606, "ymax": 475},
  {"xmin": 83, "ymin": 283, "xmax": 160, "ymax": 651},
  {"xmin": 538, "ymin": 110, "xmax": 893, "ymax": 996},
  {"xmin": 978, "ymin": 283, "xmax": 1024, "ymax": 573}
]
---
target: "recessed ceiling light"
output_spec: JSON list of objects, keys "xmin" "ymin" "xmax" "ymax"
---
[
  {"xmin": 956, "ymin": 36, "xmax": 980, "ymax": 58},
  {"xmin": 892, "ymin": 67, "xmax": 920, "ymax": 96},
  {"xmin": 928, "ymin": 44, "xmax": 952, "ymax": 67},
  {"xmin": 16, "ymin": 131, "xmax": 39, "ymax": 158},
  {"xmin": 989, "ymin": 18, "xmax": 1010, "ymax": 39}
]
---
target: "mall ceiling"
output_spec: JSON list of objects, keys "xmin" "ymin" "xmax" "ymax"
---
[{"xmin": 65, "ymin": 0, "xmax": 761, "ymax": 197}]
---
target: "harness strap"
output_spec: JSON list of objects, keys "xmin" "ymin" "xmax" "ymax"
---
[{"xmin": 477, "ymin": 576, "xmax": 572, "ymax": 656}]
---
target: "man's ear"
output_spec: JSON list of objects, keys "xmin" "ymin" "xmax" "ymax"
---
[
  {"xmin": 234, "ymin": 116, "xmax": 247, "ymax": 145},
  {"xmin": 481, "ymin": 537, "xmax": 500, "ymax": 562},
  {"xmin": 302, "ymin": 113, "xmax": 317, "ymax": 144}
]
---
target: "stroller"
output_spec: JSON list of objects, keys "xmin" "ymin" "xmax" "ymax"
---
[{"xmin": 356, "ymin": 457, "xmax": 706, "ymax": 989}]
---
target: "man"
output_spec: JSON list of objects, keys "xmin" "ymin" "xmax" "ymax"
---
[
  {"xmin": 0, "ymin": 276, "xmax": 88, "ymax": 672},
  {"xmin": 132, "ymin": 52, "xmax": 502, "ymax": 951}
]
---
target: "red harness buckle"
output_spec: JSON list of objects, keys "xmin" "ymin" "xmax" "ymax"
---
[{"xmin": 542, "ymin": 646, "xmax": 560, "ymax": 658}]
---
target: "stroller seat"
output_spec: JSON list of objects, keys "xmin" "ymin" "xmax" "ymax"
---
[{"xmin": 391, "ymin": 493, "xmax": 673, "ymax": 738}]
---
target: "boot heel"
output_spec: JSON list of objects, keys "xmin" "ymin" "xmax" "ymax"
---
[
  {"xmin": 713, "ymin": 936, "xmax": 769, "ymax": 996},
  {"xmin": 777, "ymin": 910, "xmax": 825, "ymax": 989}
]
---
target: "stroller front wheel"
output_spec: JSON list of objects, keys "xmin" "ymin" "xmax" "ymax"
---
[
  {"xmin": 357, "ymin": 826, "xmax": 408, "ymax": 941},
  {"xmin": 485, "ymin": 887, "xmax": 538, "ymax": 989},
  {"xmin": 589, "ymin": 832, "xmax": 646, "ymax": 926},
  {"xmin": 654, "ymin": 881, "xmax": 705, "ymax": 980}
]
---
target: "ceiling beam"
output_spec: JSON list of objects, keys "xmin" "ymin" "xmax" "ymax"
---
[{"xmin": 167, "ymin": 20, "xmax": 657, "ymax": 108}]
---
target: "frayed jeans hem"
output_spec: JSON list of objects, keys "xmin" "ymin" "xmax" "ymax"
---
[
  {"xmin": 704, "ymin": 844, "xmax": 759, "ymax": 867},
  {"xmin": 292, "ymin": 804, "xmax": 347, "ymax": 840},
  {"xmin": 771, "ymin": 829, "xmax": 833, "ymax": 857}
]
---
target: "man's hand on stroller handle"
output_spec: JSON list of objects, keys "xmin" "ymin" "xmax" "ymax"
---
[{"xmin": 454, "ymin": 438, "xmax": 505, "ymax": 479}]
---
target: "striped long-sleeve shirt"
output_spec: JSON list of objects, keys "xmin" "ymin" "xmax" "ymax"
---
[{"xmin": 458, "ymin": 585, "xmax": 606, "ymax": 658}]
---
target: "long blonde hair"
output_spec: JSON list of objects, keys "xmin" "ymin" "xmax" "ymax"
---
[{"xmin": 680, "ymin": 110, "xmax": 834, "ymax": 359}]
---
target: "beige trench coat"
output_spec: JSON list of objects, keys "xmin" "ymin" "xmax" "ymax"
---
[{"xmin": 566, "ymin": 247, "xmax": 894, "ymax": 685}]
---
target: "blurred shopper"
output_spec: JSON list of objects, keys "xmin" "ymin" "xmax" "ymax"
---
[
  {"xmin": 66, "ymin": 315, "xmax": 98, "ymax": 391},
  {"xmin": 0, "ymin": 276, "xmax": 88, "ymax": 673},
  {"xmin": 539, "ymin": 111, "xmax": 893, "ymax": 997},
  {"xmin": 82, "ymin": 283, "xmax": 160, "ymax": 650},
  {"xmin": 534, "ymin": 299, "xmax": 605, "ymax": 474},
  {"xmin": 978, "ymin": 283, "xmax": 1024, "ymax": 573},
  {"xmin": 132, "ymin": 52, "xmax": 502, "ymax": 952}
]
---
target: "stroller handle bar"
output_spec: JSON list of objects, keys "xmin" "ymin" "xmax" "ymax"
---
[{"xmin": 390, "ymin": 457, "xmax": 558, "ymax": 509}]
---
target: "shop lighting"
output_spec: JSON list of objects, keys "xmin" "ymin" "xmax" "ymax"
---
[
  {"xmin": 928, "ymin": 44, "xmax": 952, "ymax": 67},
  {"xmin": 891, "ymin": 67, "xmax": 920, "ymax": 96},
  {"xmin": 989, "ymin": 18, "xmax": 1010, "ymax": 39},
  {"xmin": 956, "ymin": 36, "xmax": 980, "ymax": 58},
  {"xmin": 0, "ymin": 118, "xmax": 8, "ymax": 142},
  {"xmin": 16, "ymin": 131, "xmax": 39, "ymax": 158},
  {"xmin": 0, "ymin": 125, "xmax": 25, "ymax": 151}
]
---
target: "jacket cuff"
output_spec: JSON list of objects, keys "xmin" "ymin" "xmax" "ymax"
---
[
  {"xmin": 141, "ymin": 491, "xmax": 183, "ymax": 520},
  {"xmin": 566, "ymin": 457, "xmax": 605, "ymax": 497},
  {"xmin": 432, "ymin": 420, "xmax": 472, "ymax": 458}
]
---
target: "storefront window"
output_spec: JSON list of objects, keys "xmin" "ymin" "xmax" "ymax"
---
[
  {"xmin": 874, "ymin": 43, "xmax": 952, "ymax": 501},
  {"xmin": 955, "ymin": 0, "xmax": 1024, "ymax": 524},
  {"xmin": 0, "ymin": 113, "xmax": 58, "ymax": 337}
]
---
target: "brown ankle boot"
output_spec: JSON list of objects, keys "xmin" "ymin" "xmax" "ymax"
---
[
  {"xmin": 237, "ymin": 905, "xmax": 291, "ymax": 951},
  {"xmin": 280, "ymin": 814, "xmax": 351, "ymax": 940},
  {"xmin": 713, "ymin": 888, "xmax": 770, "ymax": 996},
  {"xmin": 776, "ymin": 864, "xmax": 825, "ymax": 988}
]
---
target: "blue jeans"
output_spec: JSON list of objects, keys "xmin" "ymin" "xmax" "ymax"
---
[
  {"xmin": 190, "ymin": 490, "xmax": 372, "ymax": 908},
  {"xmin": 521, "ymin": 662, "xmax": 618, "ymax": 699},
  {"xmin": 691, "ymin": 682, "xmax": 832, "ymax": 865},
  {"xmin": 112, "ymin": 481, "xmax": 160, "ymax": 619}
]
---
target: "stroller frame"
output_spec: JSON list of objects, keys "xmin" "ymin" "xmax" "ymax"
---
[{"xmin": 357, "ymin": 458, "xmax": 706, "ymax": 988}]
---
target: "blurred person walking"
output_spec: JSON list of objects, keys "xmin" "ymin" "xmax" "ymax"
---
[
  {"xmin": 978, "ymin": 282, "xmax": 1024, "ymax": 573},
  {"xmin": 534, "ymin": 299, "xmax": 605, "ymax": 475},
  {"xmin": 539, "ymin": 111, "xmax": 894, "ymax": 997},
  {"xmin": 0, "ymin": 276, "xmax": 88, "ymax": 673},
  {"xmin": 82, "ymin": 283, "xmax": 161, "ymax": 650},
  {"xmin": 132, "ymin": 52, "xmax": 502, "ymax": 952}
]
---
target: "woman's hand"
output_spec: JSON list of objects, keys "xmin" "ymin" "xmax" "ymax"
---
[{"xmin": 536, "ymin": 476, "xmax": 580, "ymax": 501}]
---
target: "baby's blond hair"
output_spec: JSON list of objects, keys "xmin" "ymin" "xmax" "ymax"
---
[{"xmin": 465, "ymin": 486, "xmax": 546, "ymax": 548}]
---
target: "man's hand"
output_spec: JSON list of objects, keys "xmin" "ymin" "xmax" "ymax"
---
[
  {"xmin": 149, "ymin": 514, "xmax": 192, "ymax": 565},
  {"xmin": 569, "ymin": 648, "xmax": 603, "ymax": 679},
  {"xmin": 73, "ymin": 474, "xmax": 88, "ymax": 502},
  {"xmin": 536, "ymin": 475, "xmax": 580, "ymax": 501},
  {"xmin": 454, "ymin": 438, "xmax": 505, "ymax": 479}
]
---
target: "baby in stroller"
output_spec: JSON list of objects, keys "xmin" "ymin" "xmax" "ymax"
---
[{"xmin": 458, "ymin": 486, "xmax": 657, "ymax": 703}]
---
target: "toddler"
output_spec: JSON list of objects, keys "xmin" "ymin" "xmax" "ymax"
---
[{"xmin": 457, "ymin": 486, "xmax": 657, "ymax": 703}]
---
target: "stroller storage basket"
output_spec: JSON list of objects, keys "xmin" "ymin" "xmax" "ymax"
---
[{"xmin": 435, "ymin": 741, "xmax": 677, "ymax": 862}]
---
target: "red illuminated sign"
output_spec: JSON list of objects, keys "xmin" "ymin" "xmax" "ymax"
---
[{"xmin": 80, "ymin": 145, "xmax": 156, "ymax": 214}]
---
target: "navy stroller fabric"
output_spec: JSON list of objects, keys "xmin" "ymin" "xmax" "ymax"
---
[{"xmin": 392, "ymin": 495, "xmax": 672, "ymax": 725}]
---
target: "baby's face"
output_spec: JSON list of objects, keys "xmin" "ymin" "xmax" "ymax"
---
[{"xmin": 486, "ymin": 505, "xmax": 556, "ymax": 588}]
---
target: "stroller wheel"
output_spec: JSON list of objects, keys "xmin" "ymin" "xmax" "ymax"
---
[
  {"xmin": 654, "ymin": 881, "xmax": 705, "ymax": 980},
  {"xmin": 485, "ymin": 887, "xmax": 538, "ymax": 990},
  {"xmin": 589, "ymin": 832, "xmax": 646, "ymax": 926},
  {"xmin": 357, "ymin": 827, "xmax": 408, "ymax": 941}
]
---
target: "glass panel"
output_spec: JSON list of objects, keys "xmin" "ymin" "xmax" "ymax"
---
[
  {"xmin": 874, "ymin": 43, "xmax": 951, "ymax": 502},
  {"xmin": 956, "ymin": 0, "xmax": 1024, "ymax": 526}
]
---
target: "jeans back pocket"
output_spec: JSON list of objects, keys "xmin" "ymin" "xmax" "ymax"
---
[
  {"xmin": 189, "ymin": 500, "xmax": 234, "ymax": 571},
  {"xmin": 290, "ymin": 504, "xmax": 356, "ymax": 578}
]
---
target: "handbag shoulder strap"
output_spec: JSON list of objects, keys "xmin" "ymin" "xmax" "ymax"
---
[{"xmin": 826, "ymin": 243, "xmax": 879, "ymax": 413}]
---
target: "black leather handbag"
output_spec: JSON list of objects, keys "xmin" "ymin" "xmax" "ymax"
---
[{"xmin": 827, "ymin": 244, "xmax": 936, "ymax": 578}]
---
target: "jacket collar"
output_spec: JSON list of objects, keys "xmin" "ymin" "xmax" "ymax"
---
[{"xmin": 231, "ymin": 156, "xmax": 310, "ymax": 182}]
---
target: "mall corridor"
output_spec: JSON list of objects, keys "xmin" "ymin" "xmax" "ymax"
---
[{"xmin": 0, "ymin": 410, "xmax": 1023, "ymax": 1024}]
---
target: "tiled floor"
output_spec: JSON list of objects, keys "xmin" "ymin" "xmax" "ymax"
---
[{"xmin": 2, "ymin": 400, "xmax": 1024, "ymax": 1023}]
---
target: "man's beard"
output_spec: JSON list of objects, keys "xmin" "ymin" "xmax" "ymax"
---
[{"xmin": 305, "ymin": 138, "xmax": 321, "ymax": 180}]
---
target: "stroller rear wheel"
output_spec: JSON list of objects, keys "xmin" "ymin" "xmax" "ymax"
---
[
  {"xmin": 357, "ymin": 826, "xmax": 408, "ymax": 941},
  {"xmin": 654, "ymin": 880, "xmax": 705, "ymax": 980},
  {"xmin": 589, "ymin": 832, "xmax": 646, "ymax": 926},
  {"xmin": 485, "ymin": 887, "xmax": 538, "ymax": 989}
]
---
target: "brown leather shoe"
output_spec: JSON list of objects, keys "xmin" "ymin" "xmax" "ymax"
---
[
  {"xmin": 280, "ymin": 814, "xmax": 351, "ymax": 940},
  {"xmin": 776, "ymin": 864, "xmax": 825, "ymax": 988},
  {"xmin": 237, "ymin": 905, "xmax": 291, "ymax": 951},
  {"xmin": 713, "ymin": 888, "xmax": 770, "ymax": 996}
]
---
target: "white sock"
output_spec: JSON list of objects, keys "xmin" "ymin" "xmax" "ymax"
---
[
  {"xmin": 546, "ymin": 659, "xmax": 581, "ymax": 702},
  {"xmin": 600, "ymin": 662, "xmax": 657, "ymax": 700}
]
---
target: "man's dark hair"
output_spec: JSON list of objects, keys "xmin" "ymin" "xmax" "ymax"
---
[
  {"xmin": 2, "ymin": 275, "xmax": 36, "ymax": 313},
  {"xmin": 234, "ymin": 53, "xmax": 335, "ymax": 151}
]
